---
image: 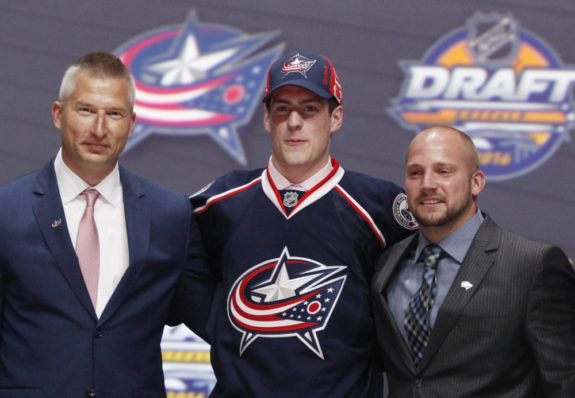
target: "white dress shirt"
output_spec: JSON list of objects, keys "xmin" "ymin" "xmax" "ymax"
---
[{"xmin": 54, "ymin": 149, "xmax": 129, "ymax": 318}]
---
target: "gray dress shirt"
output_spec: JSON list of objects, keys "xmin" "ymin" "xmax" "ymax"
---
[{"xmin": 385, "ymin": 211, "xmax": 484, "ymax": 344}]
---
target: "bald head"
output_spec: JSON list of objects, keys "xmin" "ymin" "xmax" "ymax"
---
[
  {"xmin": 404, "ymin": 125, "xmax": 485, "ymax": 242},
  {"xmin": 407, "ymin": 125, "xmax": 479, "ymax": 172}
]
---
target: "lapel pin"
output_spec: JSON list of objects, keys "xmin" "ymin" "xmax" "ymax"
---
[
  {"xmin": 460, "ymin": 281, "xmax": 473, "ymax": 291},
  {"xmin": 51, "ymin": 218, "xmax": 62, "ymax": 228}
]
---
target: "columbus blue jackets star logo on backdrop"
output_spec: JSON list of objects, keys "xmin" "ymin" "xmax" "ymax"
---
[
  {"xmin": 228, "ymin": 247, "xmax": 347, "ymax": 359},
  {"xmin": 114, "ymin": 11, "xmax": 284, "ymax": 164}
]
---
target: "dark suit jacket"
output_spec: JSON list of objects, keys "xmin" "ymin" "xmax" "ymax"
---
[
  {"xmin": 0, "ymin": 161, "xmax": 198, "ymax": 398},
  {"xmin": 372, "ymin": 216, "xmax": 575, "ymax": 397}
]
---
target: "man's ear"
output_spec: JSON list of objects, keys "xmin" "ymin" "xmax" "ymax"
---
[
  {"xmin": 128, "ymin": 112, "xmax": 136, "ymax": 137},
  {"xmin": 330, "ymin": 105, "xmax": 343, "ymax": 135},
  {"xmin": 263, "ymin": 104, "xmax": 272, "ymax": 133},
  {"xmin": 52, "ymin": 100, "xmax": 63, "ymax": 129},
  {"xmin": 471, "ymin": 169, "xmax": 486, "ymax": 198}
]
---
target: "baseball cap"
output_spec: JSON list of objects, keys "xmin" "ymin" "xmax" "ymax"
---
[{"xmin": 263, "ymin": 50, "xmax": 342, "ymax": 104}]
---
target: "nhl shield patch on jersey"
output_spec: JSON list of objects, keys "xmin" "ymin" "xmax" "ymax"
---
[{"xmin": 227, "ymin": 247, "xmax": 347, "ymax": 359}]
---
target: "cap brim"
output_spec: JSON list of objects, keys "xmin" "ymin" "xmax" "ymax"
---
[{"xmin": 263, "ymin": 80, "xmax": 332, "ymax": 103}]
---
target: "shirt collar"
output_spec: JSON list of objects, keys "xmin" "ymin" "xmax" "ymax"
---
[
  {"xmin": 54, "ymin": 148, "xmax": 123, "ymax": 207},
  {"xmin": 415, "ymin": 211, "xmax": 484, "ymax": 263},
  {"xmin": 267, "ymin": 156, "xmax": 333, "ymax": 191}
]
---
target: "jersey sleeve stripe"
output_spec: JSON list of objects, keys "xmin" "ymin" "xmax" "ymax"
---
[
  {"xmin": 194, "ymin": 177, "xmax": 262, "ymax": 215},
  {"xmin": 334, "ymin": 184, "xmax": 386, "ymax": 247}
]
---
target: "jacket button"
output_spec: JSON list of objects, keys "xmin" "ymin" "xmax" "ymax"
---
[
  {"xmin": 415, "ymin": 379, "xmax": 423, "ymax": 388},
  {"xmin": 94, "ymin": 330, "xmax": 103, "ymax": 338},
  {"xmin": 86, "ymin": 388, "xmax": 96, "ymax": 397}
]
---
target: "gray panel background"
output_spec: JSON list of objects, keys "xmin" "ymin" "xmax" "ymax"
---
[{"xmin": 1, "ymin": 0, "xmax": 573, "ymax": 262}]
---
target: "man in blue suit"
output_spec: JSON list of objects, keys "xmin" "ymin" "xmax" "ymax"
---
[{"xmin": 0, "ymin": 52, "xmax": 202, "ymax": 397}]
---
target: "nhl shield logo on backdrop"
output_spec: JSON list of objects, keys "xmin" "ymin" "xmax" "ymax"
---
[
  {"xmin": 389, "ymin": 12, "xmax": 575, "ymax": 181},
  {"xmin": 228, "ymin": 247, "xmax": 347, "ymax": 359},
  {"xmin": 468, "ymin": 14, "xmax": 518, "ymax": 65},
  {"xmin": 114, "ymin": 11, "xmax": 284, "ymax": 165}
]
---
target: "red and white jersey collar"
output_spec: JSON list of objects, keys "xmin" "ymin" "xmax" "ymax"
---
[
  {"xmin": 267, "ymin": 157, "xmax": 334, "ymax": 191},
  {"xmin": 262, "ymin": 158, "xmax": 345, "ymax": 218}
]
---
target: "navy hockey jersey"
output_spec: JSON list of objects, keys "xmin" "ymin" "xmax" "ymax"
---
[{"xmin": 190, "ymin": 159, "xmax": 416, "ymax": 397}]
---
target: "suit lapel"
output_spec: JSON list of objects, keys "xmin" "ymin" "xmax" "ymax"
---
[
  {"xmin": 98, "ymin": 168, "xmax": 150, "ymax": 325},
  {"xmin": 373, "ymin": 235, "xmax": 419, "ymax": 374},
  {"xmin": 32, "ymin": 161, "xmax": 97, "ymax": 319},
  {"xmin": 375, "ymin": 237, "xmax": 416, "ymax": 292},
  {"xmin": 419, "ymin": 217, "xmax": 500, "ymax": 369}
]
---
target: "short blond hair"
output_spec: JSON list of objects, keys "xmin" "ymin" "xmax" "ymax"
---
[{"xmin": 58, "ymin": 52, "xmax": 135, "ymax": 107}]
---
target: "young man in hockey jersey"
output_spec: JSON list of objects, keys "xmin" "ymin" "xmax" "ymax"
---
[{"xmin": 177, "ymin": 50, "xmax": 417, "ymax": 397}]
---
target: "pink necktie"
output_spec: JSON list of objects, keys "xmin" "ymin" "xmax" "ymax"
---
[{"xmin": 76, "ymin": 189, "xmax": 100, "ymax": 309}]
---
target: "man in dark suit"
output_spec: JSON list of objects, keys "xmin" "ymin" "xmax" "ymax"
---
[
  {"xmin": 372, "ymin": 125, "xmax": 575, "ymax": 397},
  {"xmin": 0, "ymin": 52, "xmax": 203, "ymax": 397}
]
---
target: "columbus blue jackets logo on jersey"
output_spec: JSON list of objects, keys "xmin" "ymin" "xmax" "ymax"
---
[
  {"xmin": 228, "ymin": 247, "xmax": 347, "ymax": 359},
  {"xmin": 114, "ymin": 11, "xmax": 284, "ymax": 165},
  {"xmin": 389, "ymin": 12, "xmax": 575, "ymax": 180}
]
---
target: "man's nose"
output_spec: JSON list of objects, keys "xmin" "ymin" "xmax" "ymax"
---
[
  {"xmin": 287, "ymin": 110, "xmax": 303, "ymax": 130},
  {"xmin": 92, "ymin": 113, "xmax": 106, "ymax": 137}
]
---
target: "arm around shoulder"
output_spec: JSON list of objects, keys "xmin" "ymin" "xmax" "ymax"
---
[{"xmin": 168, "ymin": 211, "xmax": 216, "ymax": 343}]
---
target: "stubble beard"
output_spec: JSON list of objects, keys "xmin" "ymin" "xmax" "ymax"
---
[{"xmin": 411, "ymin": 197, "xmax": 472, "ymax": 229}]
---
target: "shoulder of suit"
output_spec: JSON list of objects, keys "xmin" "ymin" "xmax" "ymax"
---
[
  {"xmin": 0, "ymin": 162, "xmax": 49, "ymax": 199},
  {"xmin": 499, "ymin": 227, "xmax": 558, "ymax": 254},
  {"xmin": 120, "ymin": 166, "xmax": 188, "ymax": 204},
  {"xmin": 0, "ymin": 170, "xmax": 39, "ymax": 192},
  {"xmin": 480, "ymin": 218, "xmax": 569, "ymax": 269}
]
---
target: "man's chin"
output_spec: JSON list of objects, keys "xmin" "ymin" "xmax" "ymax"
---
[
  {"xmin": 81, "ymin": 148, "xmax": 113, "ymax": 160},
  {"xmin": 413, "ymin": 212, "xmax": 446, "ymax": 228},
  {"xmin": 81, "ymin": 154, "xmax": 117, "ymax": 170}
]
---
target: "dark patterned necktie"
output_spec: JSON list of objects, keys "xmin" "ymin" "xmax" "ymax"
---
[
  {"xmin": 404, "ymin": 244, "xmax": 442, "ymax": 366},
  {"xmin": 279, "ymin": 189, "xmax": 305, "ymax": 214}
]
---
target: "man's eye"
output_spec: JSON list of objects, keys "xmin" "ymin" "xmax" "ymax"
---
[{"xmin": 109, "ymin": 111, "xmax": 124, "ymax": 119}]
